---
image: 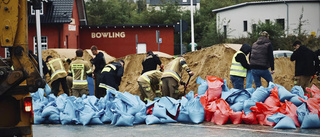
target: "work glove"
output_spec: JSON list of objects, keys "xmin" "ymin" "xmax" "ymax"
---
[
  {"xmin": 66, "ymin": 58, "xmax": 72, "ymax": 64},
  {"xmin": 180, "ymin": 81, "xmax": 186, "ymax": 86}
]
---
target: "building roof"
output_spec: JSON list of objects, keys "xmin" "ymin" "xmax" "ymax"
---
[
  {"xmin": 80, "ymin": 24, "xmax": 175, "ymax": 29},
  {"xmin": 147, "ymin": 0, "xmax": 199, "ymax": 6},
  {"xmin": 212, "ymin": 0, "xmax": 320, "ymax": 13},
  {"xmin": 28, "ymin": 0, "xmax": 74, "ymax": 24}
]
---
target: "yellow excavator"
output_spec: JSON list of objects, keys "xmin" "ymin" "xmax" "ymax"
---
[{"xmin": 0, "ymin": 0, "xmax": 46, "ymax": 136}]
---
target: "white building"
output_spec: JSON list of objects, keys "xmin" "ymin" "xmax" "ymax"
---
[
  {"xmin": 212, "ymin": 0, "xmax": 320, "ymax": 38},
  {"xmin": 146, "ymin": 0, "xmax": 200, "ymax": 12}
]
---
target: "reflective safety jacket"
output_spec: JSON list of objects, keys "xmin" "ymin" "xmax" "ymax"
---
[
  {"xmin": 230, "ymin": 51, "xmax": 247, "ymax": 77},
  {"xmin": 161, "ymin": 57, "xmax": 191, "ymax": 82},
  {"xmin": 48, "ymin": 58, "xmax": 67, "ymax": 81},
  {"xmin": 138, "ymin": 70, "xmax": 163, "ymax": 85},
  {"xmin": 69, "ymin": 57, "xmax": 92, "ymax": 89},
  {"xmin": 99, "ymin": 62, "xmax": 124, "ymax": 90}
]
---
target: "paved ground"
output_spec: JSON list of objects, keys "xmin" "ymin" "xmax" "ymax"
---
[{"xmin": 33, "ymin": 121, "xmax": 320, "ymax": 137}]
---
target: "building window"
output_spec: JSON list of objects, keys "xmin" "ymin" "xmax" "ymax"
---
[
  {"xmin": 265, "ymin": 19, "xmax": 270, "ymax": 24},
  {"xmin": 276, "ymin": 19, "xmax": 285, "ymax": 30},
  {"xmin": 31, "ymin": 2, "xmax": 43, "ymax": 15},
  {"xmin": 252, "ymin": 24, "xmax": 257, "ymax": 33},
  {"xmin": 5, "ymin": 48, "xmax": 10, "ymax": 58},
  {"xmin": 182, "ymin": 0, "xmax": 187, "ymax": 2},
  {"xmin": 223, "ymin": 25, "xmax": 227, "ymax": 38},
  {"xmin": 33, "ymin": 36, "xmax": 48, "ymax": 54},
  {"xmin": 243, "ymin": 21, "xmax": 247, "ymax": 32}
]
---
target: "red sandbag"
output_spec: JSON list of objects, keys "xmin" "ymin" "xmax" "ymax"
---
[
  {"xmin": 279, "ymin": 100, "xmax": 300, "ymax": 127},
  {"xmin": 213, "ymin": 110, "xmax": 229, "ymax": 125},
  {"xmin": 250, "ymin": 102, "xmax": 278, "ymax": 126},
  {"xmin": 264, "ymin": 86, "xmax": 280, "ymax": 107},
  {"xmin": 306, "ymin": 84, "xmax": 320, "ymax": 99},
  {"xmin": 299, "ymin": 97, "xmax": 320, "ymax": 114},
  {"xmin": 200, "ymin": 95, "xmax": 213, "ymax": 121},
  {"xmin": 242, "ymin": 112, "xmax": 258, "ymax": 124},
  {"xmin": 206, "ymin": 76, "xmax": 223, "ymax": 102},
  {"xmin": 229, "ymin": 111, "xmax": 242, "ymax": 124}
]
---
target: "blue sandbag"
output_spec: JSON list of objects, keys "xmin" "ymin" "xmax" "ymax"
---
[
  {"xmin": 34, "ymin": 114, "xmax": 45, "ymax": 124},
  {"xmin": 291, "ymin": 86, "xmax": 304, "ymax": 98},
  {"xmin": 221, "ymin": 88, "xmax": 240, "ymax": 101},
  {"xmin": 56, "ymin": 93, "xmax": 68, "ymax": 112},
  {"xmin": 246, "ymin": 88, "xmax": 255, "ymax": 94},
  {"xmin": 79, "ymin": 105, "xmax": 95, "ymax": 125},
  {"xmin": 301, "ymin": 113, "xmax": 320, "ymax": 129},
  {"xmin": 196, "ymin": 76, "xmax": 208, "ymax": 96},
  {"xmin": 188, "ymin": 96, "xmax": 204, "ymax": 124},
  {"xmin": 114, "ymin": 113, "xmax": 135, "ymax": 126},
  {"xmin": 177, "ymin": 97, "xmax": 190, "ymax": 123},
  {"xmin": 243, "ymin": 99, "xmax": 256, "ymax": 115},
  {"xmin": 289, "ymin": 95, "xmax": 303, "ymax": 106},
  {"xmin": 278, "ymin": 86, "xmax": 295, "ymax": 102},
  {"xmin": 159, "ymin": 115, "xmax": 177, "ymax": 123},
  {"xmin": 251, "ymin": 87, "xmax": 270, "ymax": 102},
  {"xmin": 234, "ymin": 90, "xmax": 251, "ymax": 103},
  {"xmin": 267, "ymin": 113, "xmax": 286, "ymax": 123},
  {"xmin": 42, "ymin": 106, "xmax": 59, "ymax": 118},
  {"xmin": 60, "ymin": 99, "xmax": 78, "ymax": 125},
  {"xmin": 222, "ymin": 79, "xmax": 230, "ymax": 92},
  {"xmin": 274, "ymin": 116, "xmax": 296, "ymax": 129},
  {"xmin": 101, "ymin": 109, "xmax": 113, "ymax": 123},
  {"xmin": 146, "ymin": 115, "xmax": 161, "ymax": 125},
  {"xmin": 44, "ymin": 84, "xmax": 51, "ymax": 96},
  {"xmin": 185, "ymin": 91, "xmax": 194, "ymax": 100},
  {"xmin": 230, "ymin": 102, "xmax": 244, "ymax": 112},
  {"xmin": 297, "ymin": 103, "xmax": 309, "ymax": 124},
  {"xmin": 133, "ymin": 108, "xmax": 147, "ymax": 125},
  {"xmin": 152, "ymin": 102, "xmax": 167, "ymax": 118},
  {"xmin": 48, "ymin": 114, "xmax": 61, "ymax": 124},
  {"xmin": 158, "ymin": 97, "xmax": 179, "ymax": 116}
]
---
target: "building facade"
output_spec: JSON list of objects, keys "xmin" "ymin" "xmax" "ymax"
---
[
  {"xmin": 147, "ymin": 0, "xmax": 200, "ymax": 12},
  {"xmin": 212, "ymin": 0, "xmax": 320, "ymax": 38}
]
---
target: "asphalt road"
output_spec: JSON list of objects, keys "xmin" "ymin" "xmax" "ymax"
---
[{"xmin": 33, "ymin": 121, "xmax": 320, "ymax": 137}]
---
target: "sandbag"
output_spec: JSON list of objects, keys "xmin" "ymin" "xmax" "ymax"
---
[
  {"xmin": 278, "ymin": 100, "xmax": 300, "ymax": 127},
  {"xmin": 289, "ymin": 96, "xmax": 303, "ymax": 106},
  {"xmin": 278, "ymin": 86, "xmax": 295, "ymax": 102},
  {"xmin": 229, "ymin": 111, "xmax": 242, "ymax": 124},
  {"xmin": 196, "ymin": 76, "xmax": 208, "ymax": 96},
  {"xmin": 301, "ymin": 113, "xmax": 320, "ymax": 129},
  {"xmin": 243, "ymin": 99, "xmax": 256, "ymax": 115},
  {"xmin": 242, "ymin": 112, "xmax": 258, "ymax": 124},
  {"xmin": 306, "ymin": 84, "xmax": 320, "ymax": 99},
  {"xmin": 264, "ymin": 86, "xmax": 280, "ymax": 107},
  {"xmin": 250, "ymin": 102, "xmax": 278, "ymax": 126},
  {"xmin": 133, "ymin": 107, "xmax": 147, "ymax": 125},
  {"xmin": 291, "ymin": 86, "xmax": 308, "ymax": 100},
  {"xmin": 297, "ymin": 103, "xmax": 309, "ymax": 125},
  {"xmin": 112, "ymin": 112, "xmax": 135, "ymax": 126},
  {"xmin": 274, "ymin": 116, "xmax": 296, "ymax": 129},
  {"xmin": 230, "ymin": 102, "xmax": 244, "ymax": 112},
  {"xmin": 206, "ymin": 76, "xmax": 224, "ymax": 101},
  {"xmin": 211, "ymin": 99, "xmax": 231, "ymax": 125},
  {"xmin": 188, "ymin": 96, "xmax": 205, "ymax": 124},
  {"xmin": 60, "ymin": 99, "xmax": 78, "ymax": 125},
  {"xmin": 145, "ymin": 115, "xmax": 161, "ymax": 125},
  {"xmin": 251, "ymin": 87, "xmax": 270, "ymax": 102}
]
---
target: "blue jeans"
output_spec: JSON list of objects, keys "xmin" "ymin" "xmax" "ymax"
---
[
  {"xmin": 245, "ymin": 70, "xmax": 254, "ymax": 89},
  {"xmin": 230, "ymin": 75, "xmax": 244, "ymax": 89},
  {"xmin": 251, "ymin": 69, "xmax": 273, "ymax": 88}
]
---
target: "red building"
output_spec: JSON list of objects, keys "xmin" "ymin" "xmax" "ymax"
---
[
  {"xmin": 0, "ymin": 0, "xmax": 174, "ymax": 58},
  {"xmin": 80, "ymin": 25, "xmax": 174, "ymax": 58}
]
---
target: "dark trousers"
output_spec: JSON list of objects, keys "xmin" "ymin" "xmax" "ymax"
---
[
  {"xmin": 94, "ymin": 71, "xmax": 101, "ymax": 97},
  {"xmin": 51, "ymin": 77, "xmax": 69, "ymax": 96}
]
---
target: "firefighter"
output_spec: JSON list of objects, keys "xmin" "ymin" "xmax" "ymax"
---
[
  {"xmin": 161, "ymin": 56, "xmax": 194, "ymax": 99},
  {"xmin": 46, "ymin": 56, "xmax": 71, "ymax": 96},
  {"xmin": 68, "ymin": 49, "xmax": 92, "ymax": 97},
  {"xmin": 137, "ymin": 70, "xmax": 163, "ymax": 102},
  {"xmin": 98, "ymin": 60, "xmax": 125, "ymax": 98},
  {"xmin": 141, "ymin": 51, "xmax": 163, "ymax": 74}
]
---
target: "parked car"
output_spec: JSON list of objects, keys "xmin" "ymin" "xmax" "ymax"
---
[{"xmin": 273, "ymin": 50, "xmax": 293, "ymax": 58}]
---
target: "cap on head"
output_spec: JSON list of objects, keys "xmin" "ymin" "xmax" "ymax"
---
[{"xmin": 260, "ymin": 31, "xmax": 269, "ymax": 37}]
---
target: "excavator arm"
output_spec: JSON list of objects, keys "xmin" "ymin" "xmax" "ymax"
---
[{"xmin": 0, "ymin": 0, "xmax": 45, "ymax": 96}]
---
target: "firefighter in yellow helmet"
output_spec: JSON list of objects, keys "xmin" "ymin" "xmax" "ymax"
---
[
  {"xmin": 137, "ymin": 70, "xmax": 163, "ymax": 102},
  {"xmin": 46, "ymin": 56, "xmax": 71, "ymax": 96},
  {"xmin": 68, "ymin": 49, "xmax": 92, "ymax": 97},
  {"xmin": 161, "ymin": 56, "xmax": 194, "ymax": 99}
]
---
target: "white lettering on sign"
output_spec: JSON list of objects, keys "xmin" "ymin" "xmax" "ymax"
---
[{"xmin": 91, "ymin": 32, "xmax": 126, "ymax": 38}]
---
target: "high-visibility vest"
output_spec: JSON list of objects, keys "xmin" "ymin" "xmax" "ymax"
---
[
  {"xmin": 69, "ymin": 58, "xmax": 92, "ymax": 88},
  {"xmin": 48, "ymin": 58, "xmax": 67, "ymax": 80},
  {"xmin": 230, "ymin": 51, "xmax": 247, "ymax": 77}
]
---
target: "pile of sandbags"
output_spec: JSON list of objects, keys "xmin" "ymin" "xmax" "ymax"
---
[{"xmin": 197, "ymin": 75, "xmax": 320, "ymax": 129}]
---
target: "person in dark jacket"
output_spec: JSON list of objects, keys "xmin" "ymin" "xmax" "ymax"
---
[
  {"xmin": 249, "ymin": 31, "xmax": 275, "ymax": 88},
  {"xmin": 290, "ymin": 41, "xmax": 317, "ymax": 94},
  {"xmin": 230, "ymin": 44, "xmax": 251, "ymax": 89},
  {"xmin": 90, "ymin": 45, "xmax": 106, "ymax": 97},
  {"xmin": 97, "ymin": 60, "xmax": 125, "ymax": 98},
  {"xmin": 141, "ymin": 51, "xmax": 163, "ymax": 74}
]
